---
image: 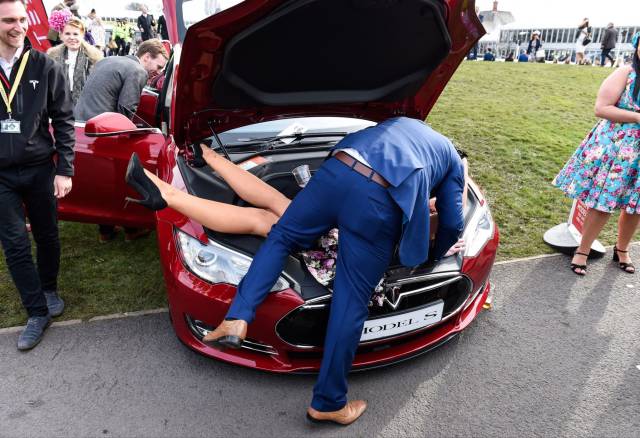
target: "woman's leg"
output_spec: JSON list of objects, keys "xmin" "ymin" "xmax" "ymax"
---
[
  {"xmin": 144, "ymin": 169, "xmax": 277, "ymax": 237},
  {"xmin": 203, "ymin": 147, "xmax": 291, "ymax": 217},
  {"xmin": 572, "ymin": 208, "xmax": 610, "ymax": 273},
  {"xmin": 615, "ymin": 210, "xmax": 640, "ymax": 265}
]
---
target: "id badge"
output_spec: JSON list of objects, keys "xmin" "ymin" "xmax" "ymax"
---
[{"xmin": 1, "ymin": 119, "xmax": 20, "ymax": 134}]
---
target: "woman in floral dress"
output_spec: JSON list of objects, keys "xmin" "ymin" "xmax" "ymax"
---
[{"xmin": 554, "ymin": 32, "xmax": 640, "ymax": 275}]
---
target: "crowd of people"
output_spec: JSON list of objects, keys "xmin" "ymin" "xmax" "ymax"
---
[
  {"xmin": 47, "ymin": 0, "xmax": 169, "ymax": 58},
  {"xmin": 474, "ymin": 18, "xmax": 623, "ymax": 67}
]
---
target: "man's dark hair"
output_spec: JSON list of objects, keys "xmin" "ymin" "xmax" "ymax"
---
[{"xmin": 136, "ymin": 39, "xmax": 169, "ymax": 60}]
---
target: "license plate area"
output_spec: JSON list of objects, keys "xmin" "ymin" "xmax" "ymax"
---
[{"xmin": 360, "ymin": 300, "xmax": 444, "ymax": 342}]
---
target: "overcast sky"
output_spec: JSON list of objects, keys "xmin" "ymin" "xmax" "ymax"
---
[
  {"xmin": 44, "ymin": 0, "xmax": 639, "ymax": 28},
  {"xmin": 476, "ymin": 0, "xmax": 639, "ymax": 28}
]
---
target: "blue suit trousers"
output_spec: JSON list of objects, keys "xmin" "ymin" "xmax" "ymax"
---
[{"xmin": 227, "ymin": 157, "xmax": 402, "ymax": 411}]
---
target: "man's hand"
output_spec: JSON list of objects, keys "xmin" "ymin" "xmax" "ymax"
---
[
  {"xmin": 53, "ymin": 175, "xmax": 72, "ymax": 199},
  {"xmin": 444, "ymin": 239, "xmax": 465, "ymax": 257}
]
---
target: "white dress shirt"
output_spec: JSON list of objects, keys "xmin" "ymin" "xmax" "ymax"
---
[
  {"xmin": 66, "ymin": 49, "xmax": 78, "ymax": 91},
  {"xmin": 0, "ymin": 45, "xmax": 24, "ymax": 79}
]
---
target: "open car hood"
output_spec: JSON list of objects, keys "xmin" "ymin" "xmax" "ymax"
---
[{"xmin": 173, "ymin": 0, "xmax": 484, "ymax": 146}]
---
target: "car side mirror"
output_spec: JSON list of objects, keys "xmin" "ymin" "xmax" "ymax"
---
[{"xmin": 85, "ymin": 112, "xmax": 158, "ymax": 137}]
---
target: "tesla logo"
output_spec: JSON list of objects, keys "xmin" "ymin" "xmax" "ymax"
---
[
  {"xmin": 383, "ymin": 285, "xmax": 403, "ymax": 309},
  {"xmin": 29, "ymin": 80, "xmax": 38, "ymax": 90}
]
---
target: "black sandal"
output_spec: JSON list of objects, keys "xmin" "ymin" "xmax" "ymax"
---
[
  {"xmin": 570, "ymin": 251, "xmax": 589, "ymax": 276},
  {"xmin": 613, "ymin": 246, "xmax": 635, "ymax": 274}
]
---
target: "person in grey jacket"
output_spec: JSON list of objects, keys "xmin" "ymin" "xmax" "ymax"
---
[
  {"xmin": 601, "ymin": 23, "xmax": 618, "ymax": 67},
  {"xmin": 74, "ymin": 39, "xmax": 167, "ymax": 242},
  {"xmin": 74, "ymin": 39, "xmax": 167, "ymax": 121}
]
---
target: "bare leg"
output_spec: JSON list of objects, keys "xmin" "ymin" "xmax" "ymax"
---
[
  {"xmin": 572, "ymin": 208, "xmax": 610, "ymax": 274},
  {"xmin": 615, "ymin": 210, "xmax": 640, "ymax": 267},
  {"xmin": 144, "ymin": 169, "xmax": 278, "ymax": 237},
  {"xmin": 203, "ymin": 147, "xmax": 291, "ymax": 217}
]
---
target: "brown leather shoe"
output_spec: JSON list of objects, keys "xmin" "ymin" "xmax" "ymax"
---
[
  {"xmin": 202, "ymin": 319, "xmax": 247, "ymax": 349},
  {"xmin": 306, "ymin": 400, "xmax": 367, "ymax": 426}
]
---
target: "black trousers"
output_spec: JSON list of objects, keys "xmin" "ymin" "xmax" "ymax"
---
[
  {"xmin": 0, "ymin": 162, "xmax": 59, "ymax": 317},
  {"xmin": 601, "ymin": 48, "xmax": 615, "ymax": 66}
]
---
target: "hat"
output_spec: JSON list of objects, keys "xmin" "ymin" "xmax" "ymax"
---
[
  {"xmin": 532, "ymin": 30, "xmax": 541, "ymax": 35},
  {"xmin": 48, "ymin": 8, "xmax": 72, "ymax": 33}
]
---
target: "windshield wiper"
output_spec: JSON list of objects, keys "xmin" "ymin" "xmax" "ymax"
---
[{"xmin": 224, "ymin": 131, "xmax": 349, "ymax": 149}]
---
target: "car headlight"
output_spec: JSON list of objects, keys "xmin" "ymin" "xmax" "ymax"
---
[
  {"xmin": 462, "ymin": 203, "xmax": 494, "ymax": 258},
  {"xmin": 175, "ymin": 229, "xmax": 290, "ymax": 292}
]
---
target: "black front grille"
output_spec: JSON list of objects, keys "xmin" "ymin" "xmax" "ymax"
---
[{"xmin": 276, "ymin": 274, "xmax": 472, "ymax": 348}]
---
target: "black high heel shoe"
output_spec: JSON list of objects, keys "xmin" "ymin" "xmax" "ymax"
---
[
  {"xmin": 570, "ymin": 251, "xmax": 589, "ymax": 276},
  {"xmin": 124, "ymin": 153, "xmax": 168, "ymax": 211},
  {"xmin": 186, "ymin": 143, "xmax": 206, "ymax": 168},
  {"xmin": 613, "ymin": 246, "xmax": 635, "ymax": 274}
]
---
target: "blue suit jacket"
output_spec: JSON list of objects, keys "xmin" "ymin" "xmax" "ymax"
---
[{"xmin": 332, "ymin": 117, "xmax": 465, "ymax": 267}]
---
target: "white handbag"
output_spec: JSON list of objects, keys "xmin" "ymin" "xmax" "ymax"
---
[{"xmin": 535, "ymin": 48, "xmax": 545, "ymax": 59}]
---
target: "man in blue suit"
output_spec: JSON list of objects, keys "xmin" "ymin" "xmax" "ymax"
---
[{"xmin": 204, "ymin": 117, "xmax": 465, "ymax": 425}]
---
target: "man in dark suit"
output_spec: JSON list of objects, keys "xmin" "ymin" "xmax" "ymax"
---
[
  {"xmin": 600, "ymin": 23, "xmax": 618, "ymax": 67},
  {"xmin": 204, "ymin": 117, "xmax": 465, "ymax": 425},
  {"xmin": 136, "ymin": 5, "xmax": 155, "ymax": 42}
]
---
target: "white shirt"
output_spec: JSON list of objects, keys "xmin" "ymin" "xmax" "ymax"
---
[
  {"xmin": 66, "ymin": 49, "xmax": 78, "ymax": 91},
  {"xmin": 0, "ymin": 45, "xmax": 24, "ymax": 79},
  {"xmin": 335, "ymin": 148, "xmax": 372, "ymax": 167}
]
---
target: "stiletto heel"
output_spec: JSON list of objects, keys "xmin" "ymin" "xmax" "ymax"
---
[
  {"xmin": 124, "ymin": 153, "xmax": 168, "ymax": 211},
  {"xmin": 570, "ymin": 251, "xmax": 589, "ymax": 276},
  {"xmin": 187, "ymin": 143, "xmax": 206, "ymax": 168},
  {"xmin": 613, "ymin": 246, "xmax": 635, "ymax": 274}
]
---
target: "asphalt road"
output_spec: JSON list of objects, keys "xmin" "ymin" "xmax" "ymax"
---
[{"xmin": 1, "ymin": 250, "xmax": 639, "ymax": 438}]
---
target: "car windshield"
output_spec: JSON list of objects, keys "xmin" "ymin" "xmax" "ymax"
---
[{"xmin": 217, "ymin": 117, "xmax": 376, "ymax": 147}]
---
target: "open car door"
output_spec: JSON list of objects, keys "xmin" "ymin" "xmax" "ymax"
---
[{"xmin": 57, "ymin": 114, "xmax": 167, "ymax": 229}]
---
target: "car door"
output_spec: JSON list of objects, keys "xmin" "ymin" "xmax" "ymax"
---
[{"xmin": 57, "ymin": 123, "xmax": 167, "ymax": 229}]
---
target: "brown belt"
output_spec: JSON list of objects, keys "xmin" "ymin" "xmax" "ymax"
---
[{"xmin": 333, "ymin": 151, "xmax": 390, "ymax": 188}]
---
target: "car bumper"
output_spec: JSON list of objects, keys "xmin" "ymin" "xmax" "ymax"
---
[{"xmin": 158, "ymin": 219, "xmax": 498, "ymax": 373}]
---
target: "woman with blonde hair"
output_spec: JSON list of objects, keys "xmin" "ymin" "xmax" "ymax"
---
[{"xmin": 47, "ymin": 17, "xmax": 103, "ymax": 106}]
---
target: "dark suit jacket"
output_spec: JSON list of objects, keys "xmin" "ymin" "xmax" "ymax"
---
[
  {"xmin": 601, "ymin": 28, "xmax": 618, "ymax": 50},
  {"xmin": 137, "ymin": 14, "xmax": 156, "ymax": 40},
  {"xmin": 157, "ymin": 15, "xmax": 169, "ymax": 40}
]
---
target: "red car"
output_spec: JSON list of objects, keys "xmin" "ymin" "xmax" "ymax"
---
[{"xmin": 31, "ymin": 0, "xmax": 497, "ymax": 372}]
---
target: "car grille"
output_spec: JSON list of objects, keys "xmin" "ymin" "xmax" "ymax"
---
[{"xmin": 276, "ymin": 273, "xmax": 472, "ymax": 348}]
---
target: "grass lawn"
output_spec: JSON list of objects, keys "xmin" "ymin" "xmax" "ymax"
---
[
  {"xmin": 429, "ymin": 62, "xmax": 613, "ymax": 259},
  {"xmin": 0, "ymin": 62, "xmax": 623, "ymax": 327}
]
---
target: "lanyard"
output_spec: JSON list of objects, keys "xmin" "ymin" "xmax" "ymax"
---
[{"xmin": 0, "ymin": 50, "xmax": 29, "ymax": 118}]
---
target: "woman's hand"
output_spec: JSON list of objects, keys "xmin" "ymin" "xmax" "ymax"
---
[
  {"xmin": 445, "ymin": 239, "xmax": 466, "ymax": 257},
  {"xmin": 199, "ymin": 143, "xmax": 215, "ymax": 160}
]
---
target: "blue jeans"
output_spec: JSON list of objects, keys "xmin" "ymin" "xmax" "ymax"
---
[{"xmin": 227, "ymin": 157, "xmax": 402, "ymax": 411}]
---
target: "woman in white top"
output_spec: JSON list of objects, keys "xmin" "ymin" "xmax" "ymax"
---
[
  {"xmin": 575, "ymin": 18, "xmax": 591, "ymax": 65},
  {"xmin": 86, "ymin": 9, "xmax": 106, "ymax": 51},
  {"xmin": 47, "ymin": 18, "xmax": 103, "ymax": 106}
]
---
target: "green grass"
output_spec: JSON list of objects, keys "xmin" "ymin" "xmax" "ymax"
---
[
  {"xmin": 429, "ymin": 62, "xmax": 613, "ymax": 260},
  {"xmin": 0, "ymin": 62, "xmax": 623, "ymax": 327},
  {"xmin": 0, "ymin": 223, "xmax": 165, "ymax": 328}
]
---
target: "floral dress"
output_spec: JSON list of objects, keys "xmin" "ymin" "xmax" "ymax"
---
[
  {"xmin": 300, "ymin": 228, "xmax": 338, "ymax": 287},
  {"xmin": 553, "ymin": 70, "xmax": 640, "ymax": 213}
]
